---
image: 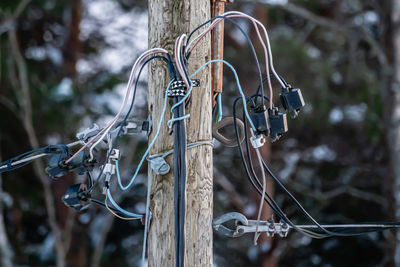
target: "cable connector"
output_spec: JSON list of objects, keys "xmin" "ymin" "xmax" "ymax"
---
[
  {"xmin": 62, "ymin": 184, "xmax": 90, "ymax": 211},
  {"xmin": 280, "ymin": 86, "xmax": 305, "ymax": 118},
  {"xmin": 268, "ymin": 107, "xmax": 288, "ymax": 142},
  {"xmin": 249, "ymin": 105, "xmax": 270, "ymax": 136},
  {"xmin": 250, "ymin": 134, "xmax": 265, "ymax": 148},
  {"xmin": 102, "ymin": 174, "xmax": 112, "ymax": 195},
  {"xmin": 109, "ymin": 149, "xmax": 120, "ymax": 161}
]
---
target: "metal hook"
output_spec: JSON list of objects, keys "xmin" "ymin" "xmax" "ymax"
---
[{"xmin": 212, "ymin": 212, "xmax": 248, "ymax": 237}]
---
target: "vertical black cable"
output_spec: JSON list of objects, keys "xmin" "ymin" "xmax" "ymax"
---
[
  {"xmin": 178, "ymin": 95, "xmax": 186, "ymax": 267},
  {"xmin": 173, "ymin": 97, "xmax": 181, "ymax": 267}
]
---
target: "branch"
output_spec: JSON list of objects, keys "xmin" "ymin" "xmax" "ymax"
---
[
  {"xmin": 214, "ymin": 169, "xmax": 246, "ymax": 211},
  {"xmin": 0, "ymin": 0, "xmax": 31, "ymax": 35},
  {"xmin": 246, "ymin": 0, "xmax": 389, "ymax": 68},
  {"xmin": 282, "ymin": 2, "xmax": 347, "ymax": 34},
  {"xmin": 286, "ymin": 177, "xmax": 387, "ymax": 207},
  {"xmin": 90, "ymin": 214, "xmax": 115, "ymax": 267},
  {"xmin": 0, "ymin": 147, "xmax": 14, "ymax": 267}
]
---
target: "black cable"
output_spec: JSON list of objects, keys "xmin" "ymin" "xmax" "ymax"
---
[
  {"xmin": 232, "ymin": 97, "xmax": 326, "ymax": 239},
  {"xmin": 178, "ymin": 95, "xmax": 186, "ymax": 267},
  {"xmin": 237, "ymin": 95, "xmax": 400, "ymax": 237},
  {"xmin": 87, "ymin": 171, "xmax": 93, "ymax": 188},
  {"xmin": 0, "ymin": 144, "xmax": 69, "ymax": 173},
  {"xmin": 185, "ymin": 15, "xmax": 265, "ymax": 106},
  {"xmin": 255, "ymin": 74, "xmax": 289, "ymax": 95},
  {"xmin": 89, "ymin": 198, "xmax": 131, "ymax": 216},
  {"xmin": 173, "ymin": 96, "xmax": 181, "ymax": 267}
]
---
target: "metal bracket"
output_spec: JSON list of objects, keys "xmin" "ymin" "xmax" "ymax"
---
[{"xmin": 76, "ymin": 124, "xmax": 100, "ymax": 142}]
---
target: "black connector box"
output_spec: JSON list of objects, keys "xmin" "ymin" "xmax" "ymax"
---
[
  {"xmin": 62, "ymin": 184, "xmax": 90, "ymax": 211},
  {"xmin": 250, "ymin": 105, "xmax": 270, "ymax": 136},
  {"xmin": 269, "ymin": 108, "xmax": 288, "ymax": 142},
  {"xmin": 280, "ymin": 87, "xmax": 305, "ymax": 118}
]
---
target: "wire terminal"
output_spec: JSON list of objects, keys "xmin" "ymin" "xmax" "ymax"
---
[
  {"xmin": 249, "ymin": 105, "xmax": 270, "ymax": 136},
  {"xmin": 268, "ymin": 107, "xmax": 288, "ymax": 142},
  {"xmin": 280, "ymin": 87, "xmax": 305, "ymax": 118},
  {"xmin": 250, "ymin": 134, "xmax": 265, "ymax": 148}
]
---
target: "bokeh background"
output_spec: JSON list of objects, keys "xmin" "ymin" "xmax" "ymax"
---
[{"xmin": 0, "ymin": 0, "xmax": 399, "ymax": 266}]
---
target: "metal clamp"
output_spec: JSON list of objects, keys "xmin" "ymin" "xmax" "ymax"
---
[
  {"xmin": 240, "ymin": 218, "xmax": 290, "ymax": 237},
  {"xmin": 76, "ymin": 124, "xmax": 100, "ymax": 142},
  {"xmin": 112, "ymin": 115, "xmax": 152, "ymax": 136},
  {"xmin": 213, "ymin": 212, "xmax": 290, "ymax": 238},
  {"xmin": 212, "ymin": 212, "xmax": 249, "ymax": 237}
]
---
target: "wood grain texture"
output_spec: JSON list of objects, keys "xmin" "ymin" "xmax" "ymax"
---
[{"xmin": 148, "ymin": 1, "xmax": 212, "ymax": 266}]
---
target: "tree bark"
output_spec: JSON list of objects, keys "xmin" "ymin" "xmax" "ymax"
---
[{"xmin": 148, "ymin": 1, "xmax": 212, "ymax": 266}]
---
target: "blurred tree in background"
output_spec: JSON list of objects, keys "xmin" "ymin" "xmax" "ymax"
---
[{"xmin": 0, "ymin": 0, "xmax": 399, "ymax": 266}]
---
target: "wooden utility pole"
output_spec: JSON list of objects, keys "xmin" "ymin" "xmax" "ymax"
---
[{"xmin": 147, "ymin": 1, "xmax": 212, "ymax": 266}]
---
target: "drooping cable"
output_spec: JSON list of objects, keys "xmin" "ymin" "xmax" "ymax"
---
[
  {"xmin": 88, "ymin": 56, "xmax": 173, "ymax": 193},
  {"xmin": 233, "ymin": 96, "xmax": 326, "ymax": 239},
  {"xmin": 186, "ymin": 15, "xmax": 265, "ymax": 106},
  {"xmin": 65, "ymin": 48, "xmax": 169, "ymax": 165}
]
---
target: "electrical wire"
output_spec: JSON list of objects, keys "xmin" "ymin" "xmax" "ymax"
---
[
  {"xmin": 186, "ymin": 15, "xmax": 265, "ymax": 106},
  {"xmin": 186, "ymin": 14, "xmax": 274, "ymax": 108},
  {"xmin": 190, "ymin": 59, "xmax": 257, "ymax": 131},
  {"xmin": 0, "ymin": 144, "xmax": 71, "ymax": 173},
  {"xmin": 104, "ymin": 193, "xmax": 141, "ymax": 220},
  {"xmin": 106, "ymin": 186, "xmax": 143, "ymax": 218},
  {"xmin": 235, "ymin": 94, "xmax": 400, "ymax": 237},
  {"xmin": 232, "ymin": 96, "xmax": 326, "ymax": 238},
  {"xmin": 87, "ymin": 55, "xmax": 172, "ymax": 193},
  {"xmin": 65, "ymin": 48, "xmax": 169, "ymax": 165},
  {"xmin": 114, "ymin": 80, "xmax": 174, "ymax": 191}
]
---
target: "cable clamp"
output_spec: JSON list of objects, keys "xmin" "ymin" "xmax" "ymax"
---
[
  {"xmin": 102, "ymin": 174, "xmax": 112, "ymax": 195},
  {"xmin": 238, "ymin": 217, "xmax": 290, "ymax": 238},
  {"xmin": 109, "ymin": 149, "xmax": 120, "ymax": 161},
  {"xmin": 76, "ymin": 124, "xmax": 101, "ymax": 142},
  {"xmin": 250, "ymin": 134, "xmax": 265, "ymax": 148},
  {"xmin": 213, "ymin": 212, "xmax": 290, "ymax": 238},
  {"xmin": 148, "ymin": 156, "xmax": 170, "ymax": 175},
  {"xmin": 111, "ymin": 115, "xmax": 152, "ymax": 137},
  {"xmin": 103, "ymin": 163, "xmax": 115, "ymax": 175},
  {"xmin": 147, "ymin": 140, "xmax": 213, "ymax": 175},
  {"xmin": 167, "ymin": 79, "xmax": 200, "ymax": 97}
]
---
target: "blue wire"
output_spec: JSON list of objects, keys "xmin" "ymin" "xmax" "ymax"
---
[
  {"xmin": 189, "ymin": 59, "xmax": 257, "ymax": 131},
  {"xmin": 167, "ymin": 114, "xmax": 190, "ymax": 128},
  {"xmin": 106, "ymin": 188, "xmax": 142, "ymax": 218},
  {"xmin": 116, "ymin": 80, "xmax": 173, "ymax": 191}
]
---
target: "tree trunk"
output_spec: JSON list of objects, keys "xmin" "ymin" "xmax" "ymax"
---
[
  {"xmin": 390, "ymin": 1, "xmax": 400, "ymax": 265},
  {"xmin": 148, "ymin": 1, "xmax": 212, "ymax": 267}
]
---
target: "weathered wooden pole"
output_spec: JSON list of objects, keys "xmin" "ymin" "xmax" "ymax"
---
[{"xmin": 147, "ymin": 1, "xmax": 212, "ymax": 266}]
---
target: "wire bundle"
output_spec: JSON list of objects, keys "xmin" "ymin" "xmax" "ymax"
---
[{"xmin": 1, "ymin": 10, "xmax": 399, "ymax": 267}]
